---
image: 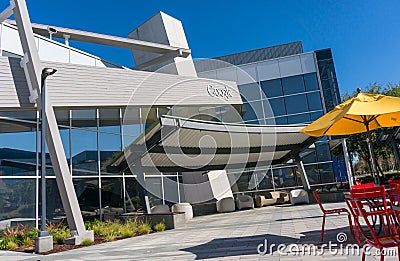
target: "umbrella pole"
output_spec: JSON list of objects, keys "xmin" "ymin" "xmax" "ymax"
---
[{"xmin": 365, "ymin": 124, "xmax": 380, "ymax": 185}]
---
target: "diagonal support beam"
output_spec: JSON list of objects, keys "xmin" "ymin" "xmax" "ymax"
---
[
  {"xmin": 6, "ymin": 19, "xmax": 191, "ymax": 56},
  {"xmin": 12, "ymin": 0, "xmax": 93, "ymax": 245},
  {"xmin": 0, "ymin": 0, "xmax": 15, "ymax": 24}
]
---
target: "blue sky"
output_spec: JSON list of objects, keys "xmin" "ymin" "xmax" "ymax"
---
[{"xmin": 2, "ymin": 0, "xmax": 399, "ymax": 95}]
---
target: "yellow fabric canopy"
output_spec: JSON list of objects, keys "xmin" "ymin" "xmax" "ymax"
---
[{"xmin": 301, "ymin": 93, "xmax": 400, "ymax": 137}]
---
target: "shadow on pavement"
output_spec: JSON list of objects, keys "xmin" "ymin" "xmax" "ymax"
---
[{"xmin": 181, "ymin": 227, "xmax": 357, "ymax": 259}]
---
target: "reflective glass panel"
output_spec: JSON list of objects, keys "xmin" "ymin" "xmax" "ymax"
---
[
  {"xmin": 319, "ymin": 163, "xmax": 335, "ymax": 183},
  {"xmin": 74, "ymin": 178, "xmax": 100, "ymax": 218},
  {"xmin": 0, "ymin": 113, "xmax": 37, "ymax": 176},
  {"xmin": 266, "ymin": 98, "xmax": 286, "ymax": 117},
  {"xmin": 287, "ymin": 113, "xmax": 310, "ymax": 124},
  {"xmin": 145, "ymin": 176, "xmax": 163, "ymax": 206},
  {"xmin": 273, "ymin": 167, "xmax": 296, "ymax": 188},
  {"xmin": 304, "ymin": 164, "xmax": 320, "ymax": 185},
  {"xmin": 316, "ymin": 142, "xmax": 332, "ymax": 162},
  {"xmin": 0, "ymin": 178, "xmax": 35, "ymax": 222},
  {"xmin": 121, "ymin": 108, "xmax": 141, "ymax": 149},
  {"xmin": 71, "ymin": 129, "xmax": 98, "ymax": 176},
  {"xmin": 260, "ymin": 79, "xmax": 283, "ymax": 98},
  {"xmin": 282, "ymin": 75, "xmax": 305, "ymax": 95},
  {"xmin": 238, "ymin": 83, "xmax": 261, "ymax": 102},
  {"xmin": 124, "ymin": 177, "xmax": 143, "ymax": 212},
  {"xmin": 72, "ymin": 109, "xmax": 97, "ymax": 129},
  {"xmin": 300, "ymin": 148, "xmax": 317, "ymax": 164},
  {"xmin": 285, "ymin": 94, "xmax": 308, "ymax": 115},
  {"xmin": 307, "ymin": 92, "xmax": 323, "ymax": 111},
  {"xmin": 303, "ymin": 73, "xmax": 320, "ymax": 92},
  {"xmin": 102, "ymin": 178, "xmax": 124, "ymax": 220},
  {"xmin": 163, "ymin": 175, "xmax": 179, "ymax": 205},
  {"xmin": 257, "ymin": 169, "xmax": 273, "ymax": 190},
  {"xmin": 243, "ymin": 101, "xmax": 263, "ymax": 122}
]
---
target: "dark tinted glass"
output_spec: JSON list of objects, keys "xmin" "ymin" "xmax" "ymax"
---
[
  {"xmin": 310, "ymin": 111, "xmax": 324, "ymax": 121},
  {"xmin": 273, "ymin": 167, "xmax": 296, "ymax": 188},
  {"xmin": 274, "ymin": 116, "xmax": 287, "ymax": 125},
  {"xmin": 287, "ymin": 113, "xmax": 310, "ymax": 124},
  {"xmin": 307, "ymin": 92, "xmax": 323, "ymax": 111},
  {"xmin": 316, "ymin": 142, "xmax": 331, "ymax": 162},
  {"xmin": 72, "ymin": 109, "xmax": 97, "ymax": 129},
  {"xmin": 285, "ymin": 94, "xmax": 308, "ymax": 114},
  {"xmin": 243, "ymin": 101, "xmax": 263, "ymax": 121},
  {"xmin": 257, "ymin": 169, "xmax": 273, "ymax": 190},
  {"xmin": 267, "ymin": 98, "xmax": 286, "ymax": 117},
  {"xmin": 319, "ymin": 163, "xmax": 335, "ymax": 183},
  {"xmin": 282, "ymin": 75, "xmax": 305, "ymax": 95},
  {"xmin": 304, "ymin": 73, "xmax": 319, "ymax": 92},
  {"xmin": 102, "ymin": 178, "xmax": 124, "ymax": 220},
  {"xmin": 304, "ymin": 165, "xmax": 320, "ymax": 185},
  {"xmin": 238, "ymin": 83, "xmax": 261, "ymax": 102},
  {"xmin": 260, "ymin": 79, "xmax": 283, "ymax": 98},
  {"xmin": 300, "ymin": 148, "xmax": 317, "ymax": 164},
  {"xmin": 0, "ymin": 178, "xmax": 35, "ymax": 221}
]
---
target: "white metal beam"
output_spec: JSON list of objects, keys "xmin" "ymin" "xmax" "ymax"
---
[
  {"xmin": 6, "ymin": 19, "xmax": 191, "ymax": 56},
  {"xmin": 12, "ymin": 0, "xmax": 93, "ymax": 245},
  {"xmin": 0, "ymin": 0, "xmax": 15, "ymax": 24}
]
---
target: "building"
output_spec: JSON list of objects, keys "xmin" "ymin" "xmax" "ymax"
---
[
  {"xmin": 196, "ymin": 42, "xmax": 346, "ymax": 195},
  {"xmin": 0, "ymin": 1, "xmax": 348, "ymax": 242}
]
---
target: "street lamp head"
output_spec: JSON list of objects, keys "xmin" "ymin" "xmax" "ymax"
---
[{"xmin": 42, "ymin": 67, "xmax": 57, "ymax": 77}]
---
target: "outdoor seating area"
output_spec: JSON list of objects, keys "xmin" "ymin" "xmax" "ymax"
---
[{"xmin": 314, "ymin": 180, "xmax": 400, "ymax": 260}]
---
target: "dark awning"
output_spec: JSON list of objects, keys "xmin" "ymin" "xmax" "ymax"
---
[{"xmin": 118, "ymin": 116, "xmax": 317, "ymax": 172}]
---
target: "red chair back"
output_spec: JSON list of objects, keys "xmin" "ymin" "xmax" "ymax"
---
[
  {"xmin": 313, "ymin": 190, "xmax": 325, "ymax": 212},
  {"xmin": 387, "ymin": 182, "xmax": 400, "ymax": 206},
  {"xmin": 351, "ymin": 182, "xmax": 375, "ymax": 189},
  {"xmin": 388, "ymin": 179, "xmax": 400, "ymax": 190},
  {"xmin": 350, "ymin": 185, "xmax": 397, "ymax": 239}
]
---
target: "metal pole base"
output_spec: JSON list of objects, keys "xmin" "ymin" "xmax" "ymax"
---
[
  {"xmin": 64, "ymin": 230, "xmax": 94, "ymax": 245},
  {"xmin": 35, "ymin": 235, "xmax": 53, "ymax": 253}
]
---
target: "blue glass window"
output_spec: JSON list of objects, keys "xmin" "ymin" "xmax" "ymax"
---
[
  {"xmin": 307, "ymin": 92, "xmax": 323, "ymax": 111},
  {"xmin": 266, "ymin": 98, "xmax": 286, "ymax": 117},
  {"xmin": 238, "ymin": 83, "xmax": 261, "ymax": 102},
  {"xmin": 304, "ymin": 73, "xmax": 320, "ymax": 92},
  {"xmin": 285, "ymin": 94, "xmax": 308, "ymax": 115},
  {"xmin": 260, "ymin": 79, "xmax": 283, "ymax": 98},
  {"xmin": 282, "ymin": 75, "xmax": 305, "ymax": 95}
]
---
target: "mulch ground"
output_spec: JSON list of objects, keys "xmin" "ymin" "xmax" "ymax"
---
[{"xmin": 15, "ymin": 236, "xmax": 108, "ymax": 255}]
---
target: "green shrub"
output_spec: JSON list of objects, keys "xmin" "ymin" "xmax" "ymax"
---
[
  {"xmin": 49, "ymin": 225, "xmax": 70, "ymax": 244},
  {"xmin": 121, "ymin": 228, "xmax": 135, "ymax": 239},
  {"xmin": 104, "ymin": 233, "xmax": 118, "ymax": 242},
  {"xmin": 0, "ymin": 238, "xmax": 12, "ymax": 250},
  {"xmin": 80, "ymin": 239, "xmax": 93, "ymax": 246},
  {"xmin": 21, "ymin": 237, "xmax": 34, "ymax": 247},
  {"xmin": 154, "ymin": 222, "xmax": 166, "ymax": 232},
  {"xmin": 5, "ymin": 241, "xmax": 18, "ymax": 250},
  {"xmin": 137, "ymin": 223, "xmax": 152, "ymax": 235}
]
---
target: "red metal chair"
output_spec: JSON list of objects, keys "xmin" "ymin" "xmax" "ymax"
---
[
  {"xmin": 345, "ymin": 197, "xmax": 369, "ymax": 246},
  {"xmin": 351, "ymin": 182, "xmax": 376, "ymax": 189},
  {"xmin": 313, "ymin": 190, "xmax": 354, "ymax": 241},
  {"xmin": 387, "ymin": 181, "xmax": 400, "ymax": 221},
  {"xmin": 350, "ymin": 185, "xmax": 400, "ymax": 261}
]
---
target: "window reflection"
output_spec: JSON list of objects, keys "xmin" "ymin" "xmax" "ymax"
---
[
  {"xmin": 282, "ymin": 75, "xmax": 305, "ymax": 95},
  {"xmin": 0, "ymin": 178, "xmax": 35, "ymax": 222},
  {"xmin": 260, "ymin": 79, "xmax": 283, "ymax": 98},
  {"xmin": 285, "ymin": 94, "xmax": 308, "ymax": 115}
]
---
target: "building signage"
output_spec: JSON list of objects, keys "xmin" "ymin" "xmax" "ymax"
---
[{"xmin": 207, "ymin": 84, "xmax": 233, "ymax": 100}]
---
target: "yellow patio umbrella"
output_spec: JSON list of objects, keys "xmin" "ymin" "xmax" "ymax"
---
[{"xmin": 300, "ymin": 92, "xmax": 400, "ymax": 184}]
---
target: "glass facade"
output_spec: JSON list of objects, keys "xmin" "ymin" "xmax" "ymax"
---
[
  {"xmin": 0, "ymin": 46, "xmax": 343, "ymax": 225},
  {"xmin": 225, "ymin": 52, "xmax": 341, "ymax": 194},
  {"xmin": 0, "ymin": 105, "xmax": 241, "ymax": 225}
]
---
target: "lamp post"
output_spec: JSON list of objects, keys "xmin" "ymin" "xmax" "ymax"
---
[{"xmin": 38, "ymin": 67, "xmax": 57, "ymax": 237}]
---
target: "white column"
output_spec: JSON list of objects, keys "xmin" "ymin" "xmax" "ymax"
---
[{"xmin": 342, "ymin": 139, "xmax": 354, "ymax": 186}]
